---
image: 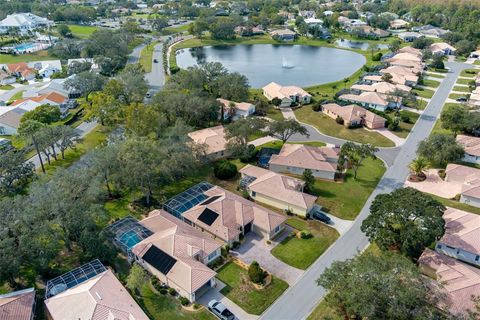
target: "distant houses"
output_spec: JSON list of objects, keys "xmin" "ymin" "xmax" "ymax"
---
[
  {"xmin": 339, "ymin": 91, "xmax": 397, "ymax": 112},
  {"xmin": 187, "ymin": 125, "xmax": 230, "ymax": 160},
  {"xmin": 217, "ymin": 98, "xmax": 255, "ymax": 120},
  {"xmin": 398, "ymin": 31, "xmax": 422, "ymax": 42},
  {"xmin": 430, "ymin": 42, "xmax": 456, "ymax": 56},
  {"xmin": 263, "ymin": 82, "xmax": 312, "ymax": 107},
  {"xmin": 413, "ymin": 24, "xmax": 450, "ymax": 38},
  {"xmin": 0, "ymin": 13, "xmax": 54, "ymax": 35},
  {"xmin": 270, "ymin": 29, "xmax": 296, "ymax": 41}
]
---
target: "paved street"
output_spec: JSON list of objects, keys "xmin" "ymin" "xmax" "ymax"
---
[
  {"xmin": 260, "ymin": 61, "xmax": 470, "ymax": 320},
  {"xmin": 145, "ymin": 41, "xmax": 165, "ymax": 90}
]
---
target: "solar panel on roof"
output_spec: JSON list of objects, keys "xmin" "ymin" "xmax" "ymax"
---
[
  {"xmin": 200, "ymin": 195, "xmax": 221, "ymax": 205},
  {"xmin": 197, "ymin": 208, "xmax": 219, "ymax": 226},
  {"xmin": 143, "ymin": 245, "xmax": 177, "ymax": 275}
]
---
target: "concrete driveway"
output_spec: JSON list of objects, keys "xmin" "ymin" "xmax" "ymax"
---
[
  {"xmin": 230, "ymin": 229, "xmax": 303, "ymax": 285},
  {"xmin": 404, "ymin": 169, "xmax": 463, "ymax": 199}
]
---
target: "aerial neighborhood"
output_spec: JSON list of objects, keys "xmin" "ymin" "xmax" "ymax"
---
[{"xmin": 1, "ymin": 1, "xmax": 480, "ymax": 320}]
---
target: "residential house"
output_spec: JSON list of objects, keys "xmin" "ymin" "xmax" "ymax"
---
[
  {"xmin": 23, "ymin": 79, "xmax": 80, "ymax": 99},
  {"xmin": 351, "ymin": 81, "xmax": 412, "ymax": 95},
  {"xmin": 456, "ymin": 135, "xmax": 480, "ymax": 164},
  {"xmin": 339, "ymin": 91, "xmax": 398, "ymax": 111},
  {"xmin": 187, "ymin": 125, "xmax": 230, "ymax": 160},
  {"xmin": 44, "ymin": 261, "xmax": 149, "ymax": 320},
  {"xmin": 0, "ymin": 13, "xmax": 54, "ymax": 35},
  {"xmin": 263, "ymin": 82, "xmax": 311, "ymax": 107},
  {"xmin": 0, "ymin": 106, "xmax": 28, "ymax": 135},
  {"xmin": 38, "ymin": 64, "xmax": 60, "ymax": 78},
  {"xmin": 435, "ymin": 207, "xmax": 480, "ymax": 267},
  {"xmin": 413, "ymin": 25, "xmax": 449, "ymax": 38},
  {"xmin": 239, "ymin": 164, "xmax": 318, "ymax": 217},
  {"xmin": 12, "ymin": 91, "xmax": 67, "ymax": 108},
  {"xmin": 322, "ymin": 103, "xmax": 386, "ymax": 129},
  {"xmin": 0, "ymin": 288, "xmax": 35, "ymax": 320},
  {"xmin": 397, "ymin": 46, "xmax": 423, "ymax": 57},
  {"xmin": 270, "ymin": 29, "xmax": 296, "ymax": 41},
  {"xmin": 299, "ymin": 10, "xmax": 316, "ymax": 19},
  {"xmin": 378, "ymin": 65, "xmax": 420, "ymax": 86},
  {"xmin": 445, "ymin": 164, "xmax": 480, "ymax": 208},
  {"xmin": 0, "ymin": 69, "xmax": 15, "ymax": 85},
  {"xmin": 217, "ymin": 98, "xmax": 255, "ymax": 120},
  {"xmin": 419, "ymin": 249, "xmax": 480, "ymax": 319},
  {"xmin": 304, "ymin": 18, "xmax": 324, "ymax": 26},
  {"xmin": 398, "ymin": 31, "xmax": 422, "ymax": 42},
  {"xmin": 338, "ymin": 17, "xmax": 367, "ymax": 29},
  {"xmin": 469, "ymin": 49, "xmax": 480, "ymax": 59},
  {"xmin": 182, "ymin": 186, "xmax": 286, "ymax": 244},
  {"xmin": 268, "ymin": 144, "xmax": 340, "ymax": 180},
  {"xmin": 389, "ymin": 18, "xmax": 409, "ymax": 29},
  {"xmin": 132, "ymin": 210, "xmax": 221, "ymax": 302},
  {"xmin": 323, "ymin": 10, "xmax": 334, "ymax": 17},
  {"xmin": 430, "ymin": 42, "xmax": 456, "ymax": 56},
  {"xmin": 349, "ymin": 25, "xmax": 390, "ymax": 38},
  {"xmin": 6, "ymin": 62, "xmax": 36, "ymax": 81}
]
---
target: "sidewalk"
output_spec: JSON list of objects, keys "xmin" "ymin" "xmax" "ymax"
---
[
  {"xmin": 249, "ymin": 136, "xmax": 278, "ymax": 147},
  {"xmin": 369, "ymin": 127, "xmax": 405, "ymax": 146}
]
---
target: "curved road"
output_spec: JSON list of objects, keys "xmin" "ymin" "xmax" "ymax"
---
[{"xmin": 260, "ymin": 61, "xmax": 471, "ymax": 320}]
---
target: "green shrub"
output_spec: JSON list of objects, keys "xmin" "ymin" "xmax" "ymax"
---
[
  {"xmin": 179, "ymin": 296, "xmax": 189, "ymax": 306},
  {"xmin": 168, "ymin": 288, "xmax": 177, "ymax": 296},
  {"xmin": 232, "ymin": 241, "xmax": 240, "ymax": 249},
  {"xmin": 239, "ymin": 144, "xmax": 258, "ymax": 163},
  {"xmin": 388, "ymin": 118, "xmax": 400, "ymax": 131},
  {"xmin": 300, "ymin": 230, "xmax": 313, "ymax": 239},
  {"xmin": 372, "ymin": 52, "xmax": 383, "ymax": 61},
  {"xmin": 193, "ymin": 303, "xmax": 201, "ymax": 310},
  {"xmin": 214, "ymin": 160, "xmax": 238, "ymax": 180},
  {"xmin": 335, "ymin": 116, "xmax": 344, "ymax": 125},
  {"xmin": 159, "ymin": 288, "xmax": 168, "ymax": 295},
  {"xmin": 400, "ymin": 114, "xmax": 411, "ymax": 123},
  {"xmin": 312, "ymin": 103, "xmax": 322, "ymax": 112},
  {"xmin": 248, "ymin": 261, "xmax": 266, "ymax": 284},
  {"xmin": 151, "ymin": 277, "xmax": 163, "ymax": 292}
]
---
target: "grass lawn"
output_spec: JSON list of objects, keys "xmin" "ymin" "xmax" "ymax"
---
[
  {"xmin": 266, "ymin": 107, "xmax": 284, "ymax": 121},
  {"xmin": 422, "ymin": 79, "xmax": 440, "ymax": 88},
  {"xmin": 294, "ymin": 106, "xmax": 395, "ymax": 147},
  {"xmin": 0, "ymin": 50, "xmax": 54, "ymax": 63},
  {"xmin": 453, "ymin": 85, "xmax": 471, "ymax": 93},
  {"xmin": 390, "ymin": 110, "xmax": 420, "ymax": 139},
  {"xmin": 8, "ymin": 90, "xmax": 24, "ymax": 102},
  {"xmin": 448, "ymin": 93, "xmax": 468, "ymax": 100},
  {"xmin": 315, "ymin": 158, "xmax": 386, "ymax": 220},
  {"xmin": 460, "ymin": 69, "xmax": 479, "ymax": 77},
  {"xmin": 271, "ymin": 218, "xmax": 339, "ymax": 269},
  {"xmin": 0, "ymin": 84, "xmax": 14, "ymax": 90},
  {"xmin": 431, "ymin": 119, "xmax": 453, "ymax": 136},
  {"xmin": 139, "ymin": 284, "xmax": 215, "ymax": 320},
  {"xmin": 425, "ymin": 72, "xmax": 445, "ymax": 79},
  {"xmin": 217, "ymin": 261, "xmax": 289, "ymax": 315},
  {"xmin": 431, "ymin": 195, "xmax": 480, "ymax": 215},
  {"xmin": 67, "ymin": 24, "xmax": 99, "ymax": 39},
  {"xmin": 456, "ymin": 78, "xmax": 475, "ymax": 85},
  {"xmin": 139, "ymin": 42, "xmax": 159, "ymax": 72},
  {"xmin": 403, "ymin": 98, "xmax": 428, "ymax": 110},
  {"xmin": 163, "ymin": 23, "xmax": 191, "ymax": 35},
  {"xmin": 413, "ymin": 87, "xmax": 435, "ymax": 99}
]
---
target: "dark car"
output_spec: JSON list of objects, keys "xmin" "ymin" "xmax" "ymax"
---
[
  {"xmin": 456, "ymin": 97, "xmax": 467, "ymax": 102},
  {"xmin": 311, "ymin": 210, "xmax": 331, "ymax": 224},
  {"xmin": 208, "ymin": 300, "xmax": 235, "ymax": 320},
  {"xmin": 153, "ymin": 59, "xmax": 158, "ymax": 63}
]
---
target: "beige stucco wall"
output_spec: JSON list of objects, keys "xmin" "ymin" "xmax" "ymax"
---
[
  {"xmin": 460, "ymin": 194, "xmax": 480, "ymax": 208},
  {"xmin": 269, "ymin": 163, "xmax": 336, "ymax": 180},
  {"xmin": 249, "ymin": 191, "xmax": 309, "ymax": 216}
]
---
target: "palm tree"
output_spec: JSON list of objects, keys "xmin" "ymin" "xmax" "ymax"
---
[
  {"xmin": 331, "ymin": 84, "xmax": 337, "ymax": 96},
  {"xmin": 409, "ymin": 157, "xmax": 430, "ymax": 178}
]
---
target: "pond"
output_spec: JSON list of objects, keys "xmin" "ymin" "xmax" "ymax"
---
[
  {"xmin": 175, "ymin": 44, "xmax": 366, "ymax": 88},
  {"xmin": 334, "ymin": 39, "xmax": 389, "ymax": 51}
]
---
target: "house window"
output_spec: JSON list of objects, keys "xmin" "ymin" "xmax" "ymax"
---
[
  {"xmin": 252, "ymin": 191, "xmax": 256, "ymax": 197},
  {"xmin": 476, "ymin": 255, "xmax": 479, "ymax": 262},
  {"xmin": 446, "ymin": 245, "xmax": 455, "ymax": 250},
  {"xmin": 273, "ymin": 225, "xmax": 281, "ymax": 234},
  {"xmin": 207, "ymin": 251, "xmax": 218, "ymax": 261},
  {"xmin": 437, "ymin": 244, "xmax": 442, "ymax": 249}
]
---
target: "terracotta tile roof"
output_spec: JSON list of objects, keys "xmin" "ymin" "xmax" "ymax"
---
[
  {"xmin": 0, "ymin": 288, "xmax": 35, "ymax": 320},
  {"xmin": 321, "ymin": 103, "xmax": 386, "ymax": 127},
  {"xmin": 440, "ymin": 207, "xmax": 480, "ymax": 255},
  {"xmin": 44, "ymin": 269, "xmax": 149, "ymax": 320},
  {"xmin": 430, "ymin": 42, "xmax": 456, "ymax": 54},
  {"xmin": 182, "ymin": 186, "xmax": 286, "ymax": 241},
  {"xmin": 351, "ymin": 81, "xmax": 411, "ymax": 94},
  {"xmin": 217, "ymin": 98, "xmax": 254, "ymax": 112},
  {"xmin": 388, "ymin": 52, "xmax": 422, "ymax": 62},
  {"xmin": 132, "ymin": 210, "xmax": 219, "ymax": 294},
  {"xmin": 339, "ymin": 91, "xmax": 389, "ymax": 107},
  {"xmin": 456, "ymin": 134, "xmax": 480, "ymax": 157},
  {"xmin": 7, "ymin": 62, "xmax": 29, "ymax": 73},
  {"xmin": 0, "ymin": 108, "xmax": 24, "ymax": 128},
  {"xmin": 397, "ymin": 46, "xmax": 422, "ymax": 57},
  {"xmin": 263, "ymin": 82, "xmax": 311, "ymax": 100},
  {"xmin": 188, "ymin": 125, "xmax": 228, "ymax": 155},
  {"xmin": 11, "ymin": 92, "xmax": 66, "ymax": 106},
  {"xmin": 269, "ymin": 143, "xmax": 339, "ymax": 173},
  {"xmin": 446, "ymin": 164, "xmax": 480, "ymax": 199},
  {"xmin": 419, "ymin": 249, "xmax": 480, "ymax": 318},
  {"xmin": 239, "ymin": 164, "xmax": 317, "ymax": 210}
]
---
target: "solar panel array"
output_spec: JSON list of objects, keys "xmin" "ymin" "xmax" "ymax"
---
[
  {"xmin": 200, "ymin": 195, "xmax": 222, "ymax": 206},
  {"xmin": 198, "ymin": 208, "xmax": 219, "ymax": 226},
  {"xmin": 163, "ymin": 181, "xmax": 215, "ymax": 218},
  {"xmin": 45, "ymin": 259, "xmax": 107, "ymax": 298},
  {"xmin": 105, "ymin": 216, "xmax": 153, "ymax": 258},
  {"xmin": 239, "ymin": 175, "xmax": 256, "ymax": 190},
  {"xmin": 142, "ymin": 245, "xmax": 177, "ymax": 275}
]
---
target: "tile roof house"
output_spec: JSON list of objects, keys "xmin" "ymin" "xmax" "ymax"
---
[
  {"xmin": 263, "ymin": 82, "xmax": 311, "ymax": 107},
  {"xmin": 430, "ymin": 42, "xmax": 456, "ymax": 56},
  {"xmin": 397, "ymin": 46, "xmax": 423, "ymax": 57},
  {"xmin": 268, "ymin": 144, "xmax": 340, "ymax": 180},
  {"xmin": 44, "ymin": 267, "xmax": 149, "ymax": 320},
  {"xmin": 351, "ymin": 81, "xmax": 412, "ymax": 95},
  {"xmin": 187, "ymin": 125, "xmax": 230, "ymax": 160},
  {"xmin": 270, "ymin": 29, "xmax": 296, "ymax": 41},
  {"xmin": 132, "ymin": 210, "xmax": 221, "ymax": 302},
  {"xmin": 435, "ymin": 207, "xmax": 480, "ymax": 267},
  {"xmin": 0, "ymin": 13, "xmax": 54, "ymax": 35},
  {"xmin": 0, "ymin": 106, "xmax": 28, "ymax": 135},
  {"xmin": 6, "ymin": 62, "xmax": 36, "ymax": 81},
  {"xmin": 389, "ymin": 18, "xmax": 409, "ymax": 29},
  {"xmin": 11, "ymin": 92, "xmax": 67, "ymax": 107},
  {"xmin": 457, "ymin": 135, "xmax": 480, "ymax": 164},
  {"xmin": 0, "ymin": 69, "xmax": 15, "ymax": 85},
  {"xmin": 398, "ymin": 31, "xmax": 422, "ymax": 42},
  {"xmin": 414, "ymin": 25, "xmax": 450, "ymax": 38},
  {"xmin": 321, "ymin": 103, "xmax": 386, "ymax": 129},
  {"xmin": 217, "ymin": 98, "xmax": 255, "ymax": 120},
  {"xmin": 445, "ymin": 164, "xmax": 480, "ymax": 208},
  {"xmin": 0, "ymin": 288, "xmax": 35, "ymax": 320},
  {"xmin": 182, "ymin": 186, "xmax": 286, "ymax": 244},
  {"xmin": 23, "ymin": 79, "xmax": 80, "ymax": 99},
  {"xmin": 419, "ymin": 249, "xmax": 480, "ymax": 318},
  {"xmin": 378, "ymin": 65, "xmax": 420, "ymax": 86},
  {"xmin": 339, "ymin": 91, "xmax": 398, "ymax": 111},
  {"xmin": 239, "ymin": 164, "xmax": 318, "ymax": 217}
]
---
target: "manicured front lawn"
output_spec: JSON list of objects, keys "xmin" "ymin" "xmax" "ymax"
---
[
  {"xmin": 140, "ymin": 42, "xmax": 159, "ymax": 72},
  {"xmin": 456, "ymin": 78, "xmax": 475, "ymax": 85},
  {"xmin": 8, "ymin": 90, "xmax": 24, "ymax": 102},
  {"xmin": 67, "ymin": 24, "xmax": 99, "ymax": 39},
  {"xmin": 413, "ymin": 87, "xmax": 435, "ymax": 99},
  {"xmin": 294, "ymin": 106, "xmax": 395, "ymax": 147},
  {"xmin": 315, "ymin": 158, "xmax": 386, "ymax": 220},
  {"xmin": 0, "ymin": 84, "xmax": 14, "ymax": 90},
  {"xmin": 271, "ymin": 218, "xmax": 339, "ymax": 269},
  {"xmin": 425, "ymin": 72, "xmax": 445, "ymax": 79},
  {"xmin": 140, "ymin": 284, "xmax": 215, "ymax": 320},
  {"xmin": 266, "ymin": 107, "xmax": 284, "ymax": 121},
  {"xmin": 460, "ymin": 69, "xmax": 479, "ymax": 77},
  {"xmin": 431, "ymin": 119, "xmax": 453, "ymax": 136},
  {"xmin": 448, "ymin": 93, "xmax": 468, "ymax": 100},
  {"xmin": 422, "ymin": 79, "xmax": 440, "ymax": 88},
  {"xmin": 452, "ymin": 85, "xmax": 471, "ymax": 93},
  {"xmin": 390, "ymin": 110, "xmax": 420, "ymax": 139},
  {"xmin": 217, "ymin": 261, "xmax": 289, "ymax": 315}
]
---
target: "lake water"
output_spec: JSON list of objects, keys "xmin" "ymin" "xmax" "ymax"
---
[
  {"xmin": 175, "ymin": 44, "xmax": 366, "ymax": 88},
  {"xmin": 334, "ymin": 39, "xmax": 389, "ymax": 51}
]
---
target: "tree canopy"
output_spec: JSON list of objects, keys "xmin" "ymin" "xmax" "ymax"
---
[{"xmin": 417, "ymin": 134, "xmax": 464, "ymax": 167}]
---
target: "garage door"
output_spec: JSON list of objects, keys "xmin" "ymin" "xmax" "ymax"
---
[{"xmin": 244, "ymin": 222, "xmax": 252, "ymax": 234}]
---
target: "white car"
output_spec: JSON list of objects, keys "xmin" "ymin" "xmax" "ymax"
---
[{"xmin": 208, "ymin": 300, "xmax": 235, "ymax": 320}]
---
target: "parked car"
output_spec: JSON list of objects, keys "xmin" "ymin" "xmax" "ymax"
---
[
  {"xmin": 456, "ymin": 97, "xmax": 467, "ymax": 102},
  {"xmin": 145, "ymin": 91, "xmax": 152, "ymax": 98},
  {"xmin": 311, "ymin": 210, "xmax": 331, "ymax": 224},
  {"xmin": 208, "ymin": 300, "xmax": 235, "ymax": 320},
  {"xmin": 153, "ymin": 59, "xmax": 158, "ymax": 63}
]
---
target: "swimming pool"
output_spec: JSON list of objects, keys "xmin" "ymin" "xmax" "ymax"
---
[
  {"xmin": 14, "ymin": 43, "xmax": 37, "ymax": 52},
  {"xmin": 118, "ymin": 230, "xmax": 144, "ymax": 250}
]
